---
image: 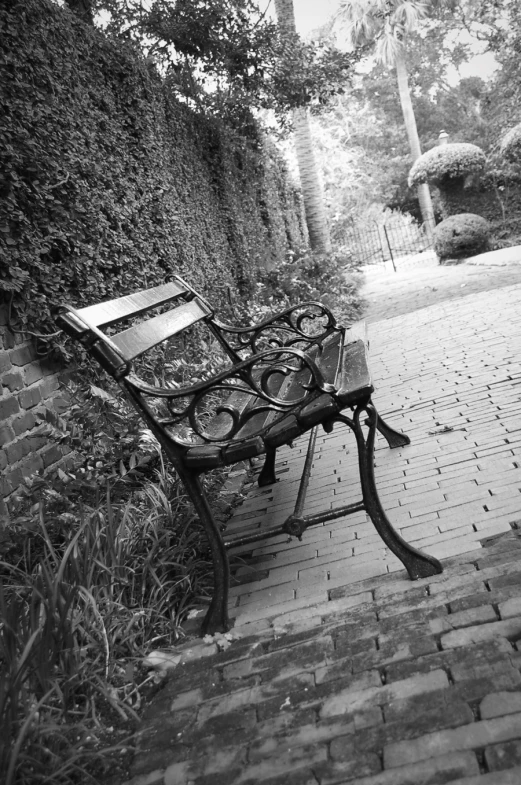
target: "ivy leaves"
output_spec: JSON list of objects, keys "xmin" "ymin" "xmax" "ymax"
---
[{"xmin": 0, "ymin": 0, "xmax": 306, "ymax": 355}]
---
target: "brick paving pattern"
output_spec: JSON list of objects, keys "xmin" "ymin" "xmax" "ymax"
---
[
  {"xmin": 129, "ymin": 535, "xmax": 521, "ymax": 785},
  {"xmin": 361, "ymin": 249, "xmax": 521, "ymax": 323},
  {"xmin": 125, "ymin": 252, "xmax": 521, "ymax": 785}
]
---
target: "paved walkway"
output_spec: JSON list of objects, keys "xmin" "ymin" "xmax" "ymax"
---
[
  {"xmin": 125, "ymin": 249, "xmax": 521, "ymax": 785},
  {"xmin": 361, "ymin": 248, "xmax": 521, "ymax": 323}
]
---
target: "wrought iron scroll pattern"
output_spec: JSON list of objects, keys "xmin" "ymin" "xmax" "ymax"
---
[
  {"xmin": 214, "ymin": 303, "xmax": 338, "ymax": 357},
  {"xmin": 126, "ymin": 346, "xmax": 337, "ymax": 446}
]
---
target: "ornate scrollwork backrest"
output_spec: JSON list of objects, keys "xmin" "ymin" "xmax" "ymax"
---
[{"xmin": 213, "ymin": 302, "xmax": 339, "ymax": 360}]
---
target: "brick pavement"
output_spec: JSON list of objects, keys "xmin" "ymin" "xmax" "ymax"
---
[
  {"xmin": 361, "ymin": 249, "xmax": 521, "ymax": 323},
  {"xmin": 128, "ymin": 533, "xmax": 521, "ymax": 785},
  {"xmin": 125, "ymin": 253, "xmax": 521, "ymax": 785}
]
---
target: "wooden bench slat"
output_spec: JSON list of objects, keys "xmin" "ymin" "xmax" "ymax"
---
[
  {"xmin": 344, "ymin": 320, "xmax": 368, "ymax": 345},
  {"xmin": 336, "ymin": 339, "xmax": 373, "ymax": 403},
  {"xmin": 256, "ymin": 331, "xmax": 342, "ymax": 414},
  {"xmin": 111, "ymin": 300, "xmax": 210, "ymax": 361},
  {"xmin": 202, "ymin": 361, "xmax": 285, "ymax": 443},
  {"xmin": 76, "ymin": 281, "xmax": 189, "ymax": 328},
  {"xmin": 182, "ymin": 331, "xmax": 370, "ymax": 468}
]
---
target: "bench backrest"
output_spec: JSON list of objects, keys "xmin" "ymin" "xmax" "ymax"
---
[
  {"xmin": 57, "ymin": 280, "xmax": 345, "ymax": 458},
  {"xmin": 57, "ymin": 278, "xmax": 214, "ymax": 377}
]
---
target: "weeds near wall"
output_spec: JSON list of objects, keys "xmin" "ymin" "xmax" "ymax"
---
[
  {"xmin": 244, "ymin": 246, "xmax": 364, "ymax": 325},
  {"xmin": 1, "ymin": 461, "xmax": 219, "ymax": 783},
  {"xmin": 0, "ymin": 382, "xmax": 222, "ymax": 783}
]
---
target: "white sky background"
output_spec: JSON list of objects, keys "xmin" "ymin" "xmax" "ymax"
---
[
  {"xmin": 272, "ymin": 0, "xmax": 499, "ymax": 84},
  {"xmin": 287, "ymin": 0, "xmax": 338, "ymax": 34},
  {"xmin": 91, "ymin": 0, "xmax": 500, "ymax": 85}
]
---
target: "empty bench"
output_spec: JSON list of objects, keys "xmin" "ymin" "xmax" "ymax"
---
[{"xmin": 57, "ymin": 276, "xmax": 442, "ymax": 634}]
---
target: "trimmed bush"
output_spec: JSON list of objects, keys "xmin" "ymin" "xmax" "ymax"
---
[
  {"xmin": 408, "ymin": 143, "xmax": 486, "ymax": 187},
  {"xmin": 500, "ymin": 123, "xmax": 521, "ymax": 163},
  {"xmin": 433, "ymin": 213, "xmax": 490, "ymax": 261}
]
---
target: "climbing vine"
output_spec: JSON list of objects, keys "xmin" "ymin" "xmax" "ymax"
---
[{"xmin": 0, "ymin": 0, "xmax": 305, "ymax": 356}]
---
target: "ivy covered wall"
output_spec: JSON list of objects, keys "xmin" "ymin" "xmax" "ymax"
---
[
  {"xmin": 0, "ymin": 0, "xmax": 306, "ymax": 511},
  {"xmin": 0, "ymin": 0, "xmax": 305, "ymax": 332}
]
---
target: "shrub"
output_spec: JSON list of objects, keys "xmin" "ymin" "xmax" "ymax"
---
[
  {"xmin": 408, "ymin": 143, "xmax": 486, "ymax": 187},
  {"xmin": 500, "ymin": 123, "xmax": 521, "ymax": 163},
  {"xmin": 247, "ymin": 247, "xmax": 364, "ymax": 326},
  {"xmin": 433, "ymin": 213, "xmax": 490, "ymax": 261}
]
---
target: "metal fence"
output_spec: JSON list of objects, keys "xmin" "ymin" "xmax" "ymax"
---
[{"xmin": 345, "ymin": 219, "xmax": 433, "ymax": 271}]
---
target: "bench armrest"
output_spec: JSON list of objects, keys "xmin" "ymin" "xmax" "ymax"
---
[
  {"xmin": 211, "ymin": 301, "xmax": 339, "ymax": 358},
  {"xmin": 126, "ymin": 345, "xmax": 336, "ymax": 445}
]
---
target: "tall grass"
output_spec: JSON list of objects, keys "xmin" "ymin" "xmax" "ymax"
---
[{"xmin": 0, "ymin": 460, "xmax": 215, "ymax": 784}]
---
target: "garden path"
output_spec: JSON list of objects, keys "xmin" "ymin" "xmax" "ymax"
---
[
  {"xmin": 124, "ymin": 247, "xmax": 521, "ymax": 785},
  {"xmin": 361, "ymin": 246, "xmax": 521, "ymax": 322}
]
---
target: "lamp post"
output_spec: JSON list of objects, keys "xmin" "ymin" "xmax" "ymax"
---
[{"xmin": 439, "ymin": 130, "xmax": 449, "ymax": 146}]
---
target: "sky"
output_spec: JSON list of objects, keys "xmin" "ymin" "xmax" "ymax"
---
[
  {"xmin": 263, "ymin": 0, "xmax": 337, "ymax": 36},
  {"xmin": 290, "ymin": 0, "xmax": 338, "ymax": 34},
  {"xmin": 265, "ymin": 0, "xmax": 498, "ymax": 83}
]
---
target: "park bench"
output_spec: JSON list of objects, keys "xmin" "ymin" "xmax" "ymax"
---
[{"xmin": 57, "ymin": 276, "xmax": 442, "ymax": 634}]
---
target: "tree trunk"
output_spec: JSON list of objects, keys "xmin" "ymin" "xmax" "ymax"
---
[
  {"xmin": 292, "ymin": 108, "xmax": 332, "ymax": 253},
  {"xmin": 274, "ymin": 0, "xmax": 331, "ymax": 253},
  {"xmin": 395, "ymin": 48, "xmax": 435, "ymax": 235}
]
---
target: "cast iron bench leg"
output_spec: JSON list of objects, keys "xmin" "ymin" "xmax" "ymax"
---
[
  {"xmin": 374, "ymin": 414, "xmax": 411, "ymax": 449},
  {"xmin": 177, "ymin": 468, "xmax": 231, "ymax": 634},
  {"xmin": 259, "ymin": 415, "xmax": 410, "ymax": 490},
  {"xmin": 336, "ymin": 403, "xmax": 442, "ymax": 580},
  {"xmin": 257, "ymin": 415, "xmax": 411, "ymax": 488},
  {"xmin": 258, "ymin": 446, "xmax": 277, "ymax": 487}
]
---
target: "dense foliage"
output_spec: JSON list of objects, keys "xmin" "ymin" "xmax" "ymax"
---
[
  {"xmin": 408, "ymin": 143, "xmax": 487, "ymax": 186},
  {"xmin": 453, "ymin": 0, "xmax": 521, "ymax": 139},
  {"xmin": 61, "ymin": 0, "xmax": 359, "ymax": 129},
  {"xmin": 1, "ymin": 432, "xmax": 223, "ymax": 783},
  {"xmin": 251, "ymin": 246, "xmax": 364, "ymax": 324},
  {"xmin": 433, "ymin": 212, "xmax": 490, "ymax": 260},
  {"xmin": 320, "ymin": 0, "xmax": 521, "ymax": 221},
  {"xmin": 0, "ymin": 0, "xmax": 307, "ymax": 356}
]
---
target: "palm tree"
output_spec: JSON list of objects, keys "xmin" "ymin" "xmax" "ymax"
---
[
  {"xmin": 332, "ymin": 0, "xmax": 436, "ymax": 234},
  {"xmin": 274, "ymin": 0, "xmax": 332, "ymax": 253}
]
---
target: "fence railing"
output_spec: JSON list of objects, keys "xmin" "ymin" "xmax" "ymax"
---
[{"xmin": 345, "ymin": 220, "xmax": 433, "ymax": 271}]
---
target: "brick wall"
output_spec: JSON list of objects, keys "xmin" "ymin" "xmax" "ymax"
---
[{"xmin": 0, "ymin": 303, "xmax": 69, "ymax": 518}]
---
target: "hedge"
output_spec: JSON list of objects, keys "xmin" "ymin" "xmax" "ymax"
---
[
  {"xmin": 408, "ymin": 143, "xmax": 486, "ymax": 187},
  {"xmin": 433, "ymin": 213, "xmax": 490, "ymax": 261},
  {"xmin": 0, "ymin": 0, "xmax": 306, "ymax": 357}
]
